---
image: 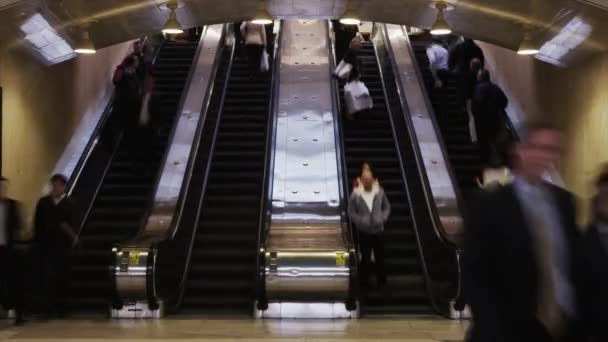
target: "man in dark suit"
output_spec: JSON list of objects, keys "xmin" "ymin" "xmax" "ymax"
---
[
  {"xmin": 34, "ymin": 174, "xmax": 78, "ymax": 317},
  {"xmin": 465, "ymin": 124, "xmax": 591, "ymax": 342},
  {"xmin": 0, "ymin": 176, "xmax": 24, "ymax": 325},
  {"xmin": 472, "ymin": 69, "xmax": 508, "ymax": 165},
  {"xmin": 580, "ymin": 165, "xmax": 608, "ymax": 341}
]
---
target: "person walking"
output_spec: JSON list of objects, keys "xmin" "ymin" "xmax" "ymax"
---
[
  {"xmin": 34, "ymin": 174, "xmax": 78, "ymax": 318},
  {"xmin": 349, "ymin": 168, "xmax": 391, "ymax": 288},
  {"xmin": 426, "ymin": 38, "xmax": 449, "ymax": 89},
  {"xmin": 471, "ymin": 69, "xmax": 508, "ymax": 165},
  {"xmin": 465, "ymin": 124, "xmax": 593, "ymax": 341},
  {"xmin": 580, "ymin": 164, "xmax": 608, "ymax": 341},
  {"xmin": 240, "ymin": 21, "xmax": 268, "ymax": 78},
  {"xmin": 0, "ymin": 177, "xmax": 24, "ymax": 325}
]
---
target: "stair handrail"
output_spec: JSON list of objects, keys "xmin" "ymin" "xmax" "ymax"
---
[{"xmin": 255, "ymin": 21, "xmax": 283, "ymax": 310}]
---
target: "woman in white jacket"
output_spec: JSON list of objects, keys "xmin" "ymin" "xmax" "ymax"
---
[{"xmin": 240, "ymin": 21, "xmax": 268, "ymax": 77}]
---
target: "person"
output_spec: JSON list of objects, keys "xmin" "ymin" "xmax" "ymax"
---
[
  {"xmin": 334, "ymin": 32, "xmax": 366, "ymax": 80},
  {"xmin": 464, "ymin": 123, "xmax": 592, "ymax": 341},
  {"xmin": 0, "ymin": 177, "xmax": 24, "ymax": 325},
  {"xmin": 472, "ymin": 69, "xmax": 508, "ymax": 165},
  {"xmin": 426, "ymin": 38, "xmax": 449, "ymax": 89},
  {"xmin": 130, "ymin": 40, "xmax": 146, "ymax": 81},
  {"xmin": 352, "ymin": 161, "xmax": 372, "ymax": 191},
  {"xmin": 332, "ymin": 20, "xmax": 359, "ymax": 62},
  {"xmin": 580, "ymin": 164, "xmax": 608, "ymax": 341},
  {"xmin": 465, "ymin": 58, "xmax": 483, "ymax": 142},
  {"xmin": 349, "ymin": 168, "xmax": 391, "ymax": 288},
  {"xmin": 449, "ymin": 38, "xmax": 485, "ymax": 74},
  {"xmin": 34, "ymin": 174, "xmax": 78, "ymax": 317},
  {"xmin": 240, "ymin": 21, "xmax": 268, "ymax": 77}
]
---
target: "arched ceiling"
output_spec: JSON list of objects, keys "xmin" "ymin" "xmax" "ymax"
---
[{"xmin": 1, "ymin": 0, "xmax": 607, "ymax": 66}]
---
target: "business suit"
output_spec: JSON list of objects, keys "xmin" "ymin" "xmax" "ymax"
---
[
  {"xmin": 464, "ymin": 182, "xmax": 588, "ymax": 342},
  {"xmin": 579, "ymin": 225, "xmax": 608, "ymax": 341},
  {"xmin": 0, "ymin": 199, "xmax": 24, "ymax": 318}
]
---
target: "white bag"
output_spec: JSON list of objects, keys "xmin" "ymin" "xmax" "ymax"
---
[
  {"xmin": 260, "ymin": 50, "xmax": 269, "ymax": 72},
  {"xmin": 139, "ymin": 92, "xmax": 151, "ymax": 126},
  {"xmin": 336, "ymin": 60, "xmax": 353, "ymax": 79},
  {"xmin": 344, "ymin": 80, "xmax": 373, "ymax": 115}
]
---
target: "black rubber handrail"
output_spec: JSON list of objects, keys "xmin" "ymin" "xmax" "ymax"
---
[
  {"xmin": 326, "ymin": 20, "xmax": 359, "ymax": 310},
  {"xmin": 255, "ymin": 21, "xmax": 283, "ymax": 310}
]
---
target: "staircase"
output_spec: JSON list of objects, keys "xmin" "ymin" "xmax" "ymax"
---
[
  {"xmin": 411, "ymin": 40, "xmax": 481, "ymax": 198},
  {"xmin": 339, "ymin": 43, "xmax": 432, "ymax": 315},
  {"xmin": 180, "ymin": 45, "xmax": 273, "ymax": 314},
  {"xmin": 69, "ymin": 40, "xmax": 199, "ymax": 314}
]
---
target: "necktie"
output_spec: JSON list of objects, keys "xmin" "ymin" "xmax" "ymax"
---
[{"xmin": 525, "ymin": 188, "xmax": 565, "ymax": 339}]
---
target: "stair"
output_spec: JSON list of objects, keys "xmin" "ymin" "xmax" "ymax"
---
[
  {"xmin": 180, "ymin": 45, "xmax": 272, "ymax": 314},
  {"xmin": 411, "ymin": 40, "xmax": 481, "ymax": 198},
  {"xmin": 69, "ymin": 40, "xmax": 199, "ymax": 314},
  {"xmin": 339, "ymin": 43, "xmax": 433, "ymax": 315}
]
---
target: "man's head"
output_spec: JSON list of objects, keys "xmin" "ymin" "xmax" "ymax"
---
[
  {"xmin": 123, "ymin": 55, "xmax": 138, "ymax": 74},
  {"xmin": 514, "ymin": 123, "xmax": 562, "ymax": 183},
  {"xmin": 49, "ymin": 174, "xmax": 67, "ymax": 199},
  {"xmin": 0, "ymin": 176, "xmax": 7, "ymax": 199},
  {"xmin": 470, "ymin": 58, "xmax": 482, "ymax": 73},
  {"xmin": 593, "ymin": 164, "xmax": 608, "ymax": 223},
  {"xmin": 361, "ymin": 169, "xmax": 375, "ymax": 192},
  {"xmin": 477, "ymin": 69, "xmax": 491, "ymax": 82},
  {"xmin": 133, "ymin": 41, "xmax": 143, "ymax": 54}
]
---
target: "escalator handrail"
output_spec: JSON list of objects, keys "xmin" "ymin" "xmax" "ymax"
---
[
  {"xmin": 255, "ymin": 21, "xmax": 283, "ymax": 305},
  {"xmin": 169, "ymin": 25, "xmax": 236, "ymax": 309},
  {"xmin": 385, "ymin": 25, "xmax": 465, "ymax": 248},
  {"xmin": 366, "ymin": 30, "xmax": 445, "ymax": 315},
  {"xmin": 327, "ymin": 20, "xmax": 359, "ymax": 307},
  {"xmin": 326, "ymin": 21, "xmax": 357, "ymax": 254}
]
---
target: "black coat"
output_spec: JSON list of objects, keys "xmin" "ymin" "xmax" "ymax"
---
[
  {"xmin": 0, "ymin": 199, "xmax": 21, "ymax": 250},
  {"xmin": 449, "ymin": 39, "xmax": 485, "ymax": 73},
  {"xmin": 579, "ymin": 225, "xmax": 608, "ymax": 341},
  {"xmin": 464, "ymin": 183, "xmax": 590, "ymax": 341},
  {"xmin": 34, "ymin": 195, "xmax": 76, "ymax": 254},
  {"xmin": 472, "ymin": 80, "xmax": 508, "ymax": 136}
]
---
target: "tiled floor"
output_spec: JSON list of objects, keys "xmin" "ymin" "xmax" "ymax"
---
[{"xmin": 0, "ymin": 316, "xmax": 468, "ymax": 341}]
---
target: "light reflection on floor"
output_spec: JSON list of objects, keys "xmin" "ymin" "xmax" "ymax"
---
[{"xmin": 0, "ymin": 316, "xmax": 468, "ymax": 341}]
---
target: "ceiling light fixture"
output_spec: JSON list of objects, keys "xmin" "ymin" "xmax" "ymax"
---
[
  {"xmin": 430, "ymin": 1, "xmax": 452, "ymax": 36},
  {"xmin": 252, "ymin": 0, "xmax": 273, "ymax": 25},
  {"xmin": 339, "ymin": 1, "xmax": 361, "ymax": 25},
  {"xmin": 162, "ymin": 2, "xmax": 183, "ymax": 35},
  {"xmin": 74, "ymin": 30, "xmax": 96, "ymax": 54},
  {"xmin": 518, "ymin": 31, "xmax": 539, "ymax": 55}
]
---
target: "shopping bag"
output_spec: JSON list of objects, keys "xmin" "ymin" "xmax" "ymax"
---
[
  {"xmin": 139, "ymin": 92, "xmax": 151, "ymax": 126},
  {"xmin": 336, "ymin": 61, "xmax": 353, "ymax": 79},
  {"xmin": 344, "ymin": 80, "xmax": 373, "ymax": 115},
  {"xmin": 260, "ymin": 50, "xmax": 269, "ymax": 72}
]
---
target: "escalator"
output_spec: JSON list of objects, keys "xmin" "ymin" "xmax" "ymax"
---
[
  {"xmin": 69, "ymin": 40, "xmax": 199, "ymax": 314},
  {"xmin": 179, "ymin": 43, "xmax": 273, "ymax": 314},
  {"xmin": 338, "ymin": 43, "xmax": 433, "ymax": 315},
  {"xmin": 410, "ymin": 40, "xmax": 481, "ymax": 197}
]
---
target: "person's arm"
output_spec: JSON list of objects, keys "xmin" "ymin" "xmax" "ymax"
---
[
  {"xmin": 348, "ymin": 194, "xmax": 365, "ymax": 228},
  {"xmin": 464, "ymin": 192, "xmax": 504, "ymax": 338},
  {"xmin": 240, "ymin": 22, "xmax": 247, "ymax": 41},
  {"xmin": 260, "ymin": 25, "xmax": 267, "ymax": 47},
  {"xmin": 380, "ymin": 191, "xmax": 391, "ymax": 223}
]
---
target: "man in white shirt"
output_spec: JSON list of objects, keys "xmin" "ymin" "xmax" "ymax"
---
[{"xmin": 426, "ymin": 39, "xmax": 449, "ymax": 88}]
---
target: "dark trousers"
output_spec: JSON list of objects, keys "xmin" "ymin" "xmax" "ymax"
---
[
  {"xmin": 474, "ymin": 115, "xmax": 499, "ymax": 165},
  {"xmin": 0, "ymin": 247, "xmax": 24, "ymax": 317},
  {"xmin": 359, "ymin": 232, "xmax": 386, "ymax": 286},
  {"xmin": 42, "ymin": 251, "xmax": 71, "ymax": 314},
  {"xmin": 124, "ymin": 124, "xmax": 152, "ymax": 173},
  {"xmin": 245, "ymin": 44, "xmax": 264, "ymax": 75}
]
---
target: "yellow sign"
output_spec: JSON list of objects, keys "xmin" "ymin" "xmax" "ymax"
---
[
  {"xmin": 336, "ymin": 252, "xmax": 347, "ymax": 267},
  {"xmin": 129, "ymin": 252, "xmax": 141, "ymax": 265}
]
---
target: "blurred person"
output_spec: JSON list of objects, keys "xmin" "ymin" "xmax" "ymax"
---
[
  {"xmin": 240, "ymin": 21, "xmax": 268, "ymax": 78},
  {"xmin": 34, "ymin": 174, "xmax": 78, "ymax": 318},
  {"xmin": 332, "ymin": 20, "xmax": 359, "ymax": 62},
  {"xmin": 426, "ymin": 38, "xmax": 449, "ymax": 89},
  {"xmin": 449, "ymin": 38, "xmax": 485, "ymax": 74},
  {"xmin": 352, "ymin": 161, "xmax": 373, "ymax": 191},
  {"xmin": 0, "ymin": 177, "xmax": 25, "ymax": 325},
  {"xmin": 472, "ymin": 69, "xmax": 508, "ymax": 165},
  {"xmin": 131, "ymin": 40, "xmax": 145, "ymax": 81},
  {"xmin": 349, "ymin": 169, "xmax": 391, "ymax": 288},
  {"xmin": 465, "ymin": 123, "xmax": 591, "ymax": 342},
  {"xmin": 465, "ymin": 58, "xmax": 483, "ymax": 143},
  {"xmin": 579, "ymin": 164, "xmax": 608, "ymax": 341},
  {"xmin": 334, "ymin": 32, "xmax": 366, "ymax": 81}
]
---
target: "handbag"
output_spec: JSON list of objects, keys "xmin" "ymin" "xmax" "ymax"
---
[
  {"xmin": 344, "ymin": 80, "xmax": 373, "ymax": 115},
  {"xmin": 260, "ymin": 50, "xmax": 269, "ymax": 72},
  {"xmin": 336, "ymin": 61, "xmax": 353, "ymax": 79}
]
